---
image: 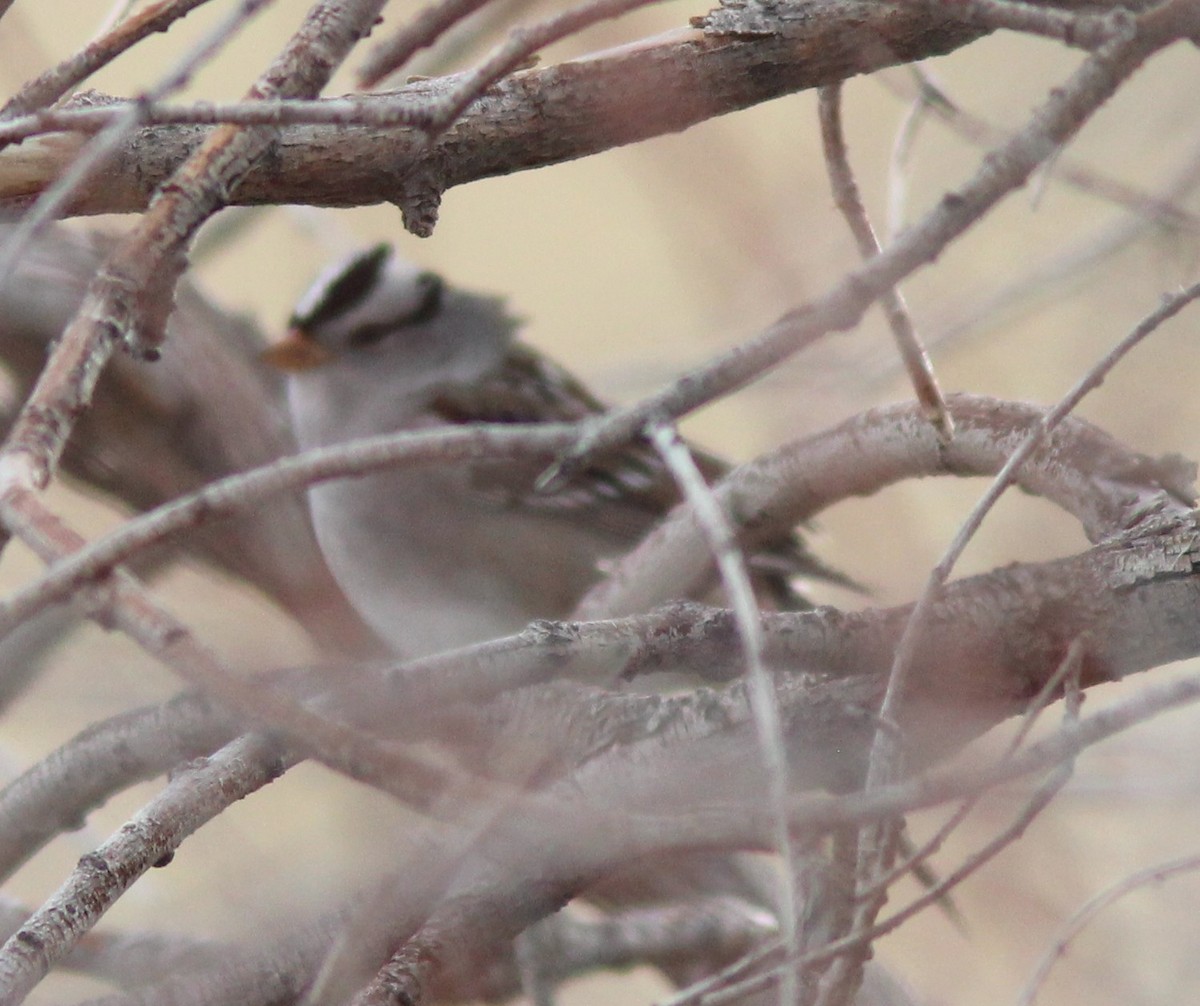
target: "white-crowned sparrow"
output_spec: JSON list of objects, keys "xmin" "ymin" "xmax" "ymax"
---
[{"xmin": 266, "ymin": 244, "xmax": 833, "ymax": 658}]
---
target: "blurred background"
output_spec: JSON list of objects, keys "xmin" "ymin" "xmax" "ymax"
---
[{"xmin": 3, "ymin": 1, "xmax": 1200, "ymax": 1003}]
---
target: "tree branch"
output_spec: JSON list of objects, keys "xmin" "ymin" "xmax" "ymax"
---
[{"xmin": 0, "ymin": 0, "xmax": 989, "ymax": 217}]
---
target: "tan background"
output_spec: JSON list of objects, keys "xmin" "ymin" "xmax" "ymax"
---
[{"xmin": 3, "ymin": 2, "xmax": 1200, "ymax": 1003}]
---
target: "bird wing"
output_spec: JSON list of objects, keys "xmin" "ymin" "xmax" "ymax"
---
[{"xmin": 428, "ymin": 345, "xmax": 843, "ymax": 607}]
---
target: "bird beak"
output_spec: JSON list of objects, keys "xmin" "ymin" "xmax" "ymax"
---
[{"xmin": 261, "ymin": 327, "xmax": 333, "ymax": 372}]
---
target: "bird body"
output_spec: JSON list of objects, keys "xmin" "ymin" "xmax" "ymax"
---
[{"xmin": 270, "ymin": 245, "xmax": 828, "ymax": 658}]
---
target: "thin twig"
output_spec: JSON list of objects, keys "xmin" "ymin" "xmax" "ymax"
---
[
  {"xmin": 538, "ymin": 8, "xmax": 1172, "ymax": 489},
  {"xmin": 0, "ymin": 0, "xmax": 221, "ymax": 122},
  {"xmin": 918, "ymin": 0, "xmax": 1136, "ymax": 49},
  {"xmin": 0, "ymin": 0, "xmax": 279, "ymax": 287},
  {"xmin": 1015, "ymin": 853, "xmax": 1200, "ymax": 1006},
  {"xmin": 0, "ymin": 733, "xmax": 286, "ymax": 1005},
  {"xmin": 410, "ymin": 0, "xmax": 665, "ymax": 133},
  {"xmin": 818, "ymin": 81, "xmax": 952, "ymax": 441},
  {"xmin": 648, "ymin": 421, "xmax": 800, "ymax": 1006},
  {"xmin": 0, "ymin": 93, "xmax": 438, "ymax": 146},
  {"xmin": 861, "ymin": 637, "xmax": 1088, "ymax": 899},
  {"xmin": 0, "ymin": 422, "xmax": 577, "ymax": 642},
  {"xmin": 709, "ymin": 763, "xmax": 1075, "ymax": 1006},
  {"xmin": 404, "ymin": 0, "xmax": 546, "ymax": 79},
  {"xmin": 357, "ymin": 0, "xmax": 495, "ymax": 87},
  {"xmin": 878, "ymin": 64, "xmax": 1200, "ymax": 234},
  {"xmin": 0, "ymin": 0, "xmax": 388, "ymax": 498},
  {"xmin": 885, "ymin": 76, "xmax": 932, "ymax": 241}
]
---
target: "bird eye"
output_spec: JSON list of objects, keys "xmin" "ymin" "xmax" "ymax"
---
[
  {"xmin": 408, "ymin": 272, "xmax": 444, "ymax": 324},
  {"xmin": 344, "ymin": 271, "xmax": 446, "ymax": 349}
]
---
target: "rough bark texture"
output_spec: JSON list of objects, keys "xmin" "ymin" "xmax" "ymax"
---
[{"xmin": 0, "ymin": 1, "xmax": 987, "ymax": 216}]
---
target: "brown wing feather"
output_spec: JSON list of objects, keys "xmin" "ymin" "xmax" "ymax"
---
[{"xmin": 430, "ymin": 345, "xmax": 839, "ymax": 607}]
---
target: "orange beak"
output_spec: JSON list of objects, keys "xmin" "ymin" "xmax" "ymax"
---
[{"xmin": 261, "ymin": 327, "xmax": 334, "ymax": 372}]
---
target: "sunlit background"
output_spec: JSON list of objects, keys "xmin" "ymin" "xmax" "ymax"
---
[{"xmin": 3, "ymin": 1, "xmax": 1200, "ymax": 1003}]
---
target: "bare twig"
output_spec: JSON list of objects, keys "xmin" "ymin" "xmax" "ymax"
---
[
  {"xmin": 859, "ymin": 642, "xmax": 1085, "ymax": 934},
  {"xmin": 357, "ymin": 0, "xmax": 496, "ymax": 86},
  {"xmin": 878, "ymin": 65, "xmax": 1200, "ymax": 233},
  {"xmin": 861, "ymin": 638, "xmax": 1088, "ymax": 899},
  {"xmin": 714, "ymin": 764, "xmax": 1074, "ymax": 1006},
  {"xmin": 1015, "ymin": 853, "xmax": 1200, "ymax": 1006},
  {"xmin": 0, "ymin": 0, "xmax": 279, "ymax": 287},
  {"xmin": 0, "ymin": 733, "xmax": 286, "ymax": 1005},
  {"xmin": 818, "ymin": 81, "xmax": 952, "ymax": 441},
  {"xmin": 918, "ymin": 0, "xmax": 1135, "ymax": 49},
  {"xmin": 881, "ymin": 276, "xmax": 1200, "ymax": 767},
  {"xmin": 407, "ymin": 0, "xmax": 663, "ymax": 132},
  {"xmin": 404, "ymin": 0, "xmax": 547, "ymax": 79},
  {"xmin": 0, "ymin": 422, "xmax": 577, "ymax": 641},
  {"xmin": 539, "ymin": 6, "xmax": 1182, "ymax": 488},
  {"xmin": 648, "ymin": 421, "xmax": 800, "ymax": 1006},
  {"xmin": 0, "ymin": 0, "xmax": 388, "ymax": 500},
  {"xmin": 827, "ymin": 274, "xmax": 1200, "ymax": 1006},
  {"xmin": 0, "ymin": 0, "xmax": 221, "ymax": 122},
  {"xmin": 0, "ymin": 693, "xmax": 236, "ymax": 883},
  {"xmin": 885, "ymin": 76, "xmax": 932, "ymax": 240},
  {"xmin": 575, "ymin": 394, "xmax": 1195, "ymax": 620}
]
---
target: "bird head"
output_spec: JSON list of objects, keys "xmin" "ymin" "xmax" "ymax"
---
[{"xmin": 264, "ymin": 244, "xmax": 519, "ymax": 384}]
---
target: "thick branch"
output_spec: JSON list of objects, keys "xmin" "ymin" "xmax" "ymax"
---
[{"xmin": 0, "ymin": 0, "xmax": 986, "ymax": 216}]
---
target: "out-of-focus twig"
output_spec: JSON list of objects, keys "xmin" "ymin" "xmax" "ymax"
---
[
  {"xmin": 914, "ymin": 0, "xmax": 1135, "ymax": 49},
  {"xmin": 541, "ymin": 3, "xmax": 1185, "ymax": 489},
  {"xmin": 0, "ymin": 0, "xmax": 388, "ymax": 504},
  {"xmin": 827, "ymin": 268, "xmax": 1200, "ymax": 1006},
  {"xmin": 1016, "ymin": 853, "xmax": 1200, "ymax": 1006},
  {"xmin": 391, "ymin": 0, "xmax": 661, "ymax": 131},
  {"xmin": 860, "ymin": 637, "xmax": 1087, "ymax": 900},
  {"xmin": 358, "ymin": 0, "xmax": 495, "ymax": 87},
  {"xmin": 818, "ymin": 82, "xmax": 952, "ymax": 442},
  {"xmin": 878, "ymin": 65, "xmax": 1200, "ymax": 234},
  {"xmin": 0, "ymin": 0, "xmax": 279, "ymax": 287},
  {"xmin": 0, "ymin": 0, "xmax": 221, "ymax": 122},
  {"xmin": 0, "ymin": 733, "xmax": 286, "ymax": 1004},
  {"xmin": 648, "ymin": 421, "xmax": 801, "ymax": 1006}
]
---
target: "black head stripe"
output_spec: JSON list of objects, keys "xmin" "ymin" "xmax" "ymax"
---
[
  {"xmin": 290, "ymin": 243, "xmax": 392, "ymax": 330},
  {"xmin": 343, "ymin": 271, "xmax": 447, "ymax": 348}
]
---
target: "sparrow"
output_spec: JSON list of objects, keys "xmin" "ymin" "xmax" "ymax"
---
[{"xmin": 266, "ymin": 244, "xmax": 833, "ymax": 658}]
